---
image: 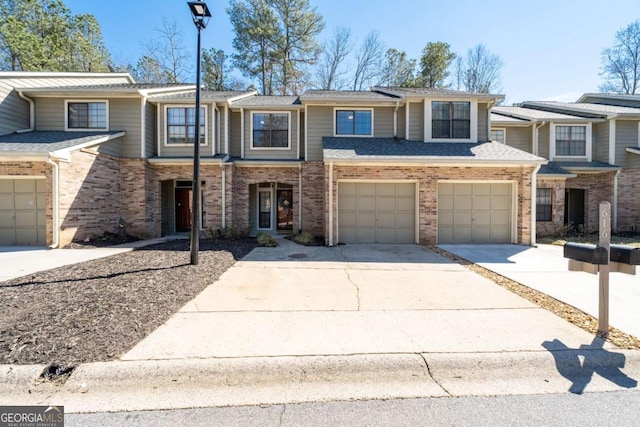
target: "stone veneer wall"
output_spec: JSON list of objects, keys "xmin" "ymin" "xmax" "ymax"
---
[
  {"xmin": 0, "ymin": 161, "xmax": 53, "ymax": 246},
  {"xmin": 57, "ymin": 149, "xmax": 122, "ymax": 246},
  {"xmin": 617, "ymin": 168, "xmax": 640, "ymax": 232},
  {"xmin": 325, "ymin": 165, "xmax": 534, "ymax": 246}
]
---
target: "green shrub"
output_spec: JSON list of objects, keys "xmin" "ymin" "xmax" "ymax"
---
[
  {"xmin": 209, "ymin": 225, "xmax": 251, "ymax": 240},
  {"xmin": 292, "ymin": 231, "xmax": 315, "ymax": 246},
  {"xmin": 256, "ymin": 232, "xmax": 277, "ymax": 247}
]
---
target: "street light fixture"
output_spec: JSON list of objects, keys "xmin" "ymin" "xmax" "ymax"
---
[{"xmin": 187, "ymin": 0, "xmax": 211, "ymax": 265}]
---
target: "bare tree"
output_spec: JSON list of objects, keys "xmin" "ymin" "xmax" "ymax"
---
[
  {"xmin": 353, "ymin": 31, "xmax": 384, "ymax": 91},
  {"xmin": 454, "ymin": 44, "xmax": 502, "ymax": 93},
  {"xmin": 600, "ymin": 20, "xmax": 640, "ymax": 94},
  {"xmin": 314, "ymin": 26, "xmax": 352, "ymax": 90},
  {"xmin": 142, "ymin": 18, "xmax": 190, "ymax": 83}
]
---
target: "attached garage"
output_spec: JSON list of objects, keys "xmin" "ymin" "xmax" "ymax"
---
[
  {"xmin": 0, "ymin": 178, "xmax": 46, "ymax": 246},
  {"xmin": 338, "ymin": 182, "xmax": 416, "ymax": 244},
  {"xmin": 438, "ymin": 182, "xmax": 513, "ymax": 244}
]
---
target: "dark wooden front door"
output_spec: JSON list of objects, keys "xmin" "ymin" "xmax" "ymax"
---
[
  {"xmin": 277, "ymin": 189, "xmax": 293, "ymax": 231},
  {"xmin": 176, "ymin": 188, "xmax": 192, "ymax": 231},
  {"xmin": 564, "ymin": 188, "xmax": 585, "ymax": 230}
]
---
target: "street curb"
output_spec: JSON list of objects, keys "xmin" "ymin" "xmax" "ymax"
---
[{"xmin": 1, "ymin": 350, "xmax": 639, "ymax": 413}]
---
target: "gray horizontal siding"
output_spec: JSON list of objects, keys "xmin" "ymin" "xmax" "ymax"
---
[
  {"xmin": 592, "ymin": 122, "xmax": 609, "ymax": 163},
  {"xmin": 538, "ymin": 123, "xmax": 550, "ymax": 159},
  {"xmin": 0, "ymin": 82, "xmax": 30, "ymax": 134},
  {"xmin": 109, "ymin": 98, "xmax": 141, "ymax": 158},
  {"xmin": 408, "ymin": 102, "xmax": 424, "ymax": 141},
  {"xmin": 478, "ymin": 103, "xmax": 488, "ymax": 141},
  {"xmin": 305, "ymin": 105, "xmax": 332, "ymax": 161},
  {"xmin": 35, "ymin": 98, "xmax": 64, "ymax": 131},
  {"xmin": 503, "ymin": 126, "xmax": 531, "ymax": 153},
  {"xmin": 230, "ymin": 111, "xmax": 241, "ymax": 158},
  {"xmin": 398, "ymin": 105, "xmax": 406, "ymax": 139},
  {"xmin": 242, "ymin": 109, "xmax": 299, "ymax": 160},
  {"xmin": 616, "ymin": 120, "xmax": 640, "ymax": 168},
  {"xmin": 373, "ymin": 106, "xmax": 394, "ymax": 138},
  {"xmin": 145, "ymin": 101, "xmax": 156, "ymax": 157}
]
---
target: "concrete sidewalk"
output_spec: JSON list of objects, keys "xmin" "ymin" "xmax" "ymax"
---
[
  {"xmin": 2, "ymin": 239, "xmax": 639, "ymax": 413},
  {"xmin": 440, "ymin": 244, "xmax": 640, "ymax": 340}
]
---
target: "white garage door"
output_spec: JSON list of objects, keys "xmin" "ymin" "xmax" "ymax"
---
[
  {"xmin": 338, "ymin": 182, "xmax": 415, "ymax": 244},
  {"xmin": 438, "ymin": 182, "xmax": 512, "ymax": 244},
  {"xmin": 0, "ymin": 179, "xmax": 46, "ymax": 246}
]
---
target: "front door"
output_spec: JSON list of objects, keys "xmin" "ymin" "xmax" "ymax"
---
[
  {"xmin": 258, "ymin": 189, "xmax": 272, "ymax": 229},
  {"xmin": 564, "ymin": 189, "xmax": 585, "ymax": 230},
  {"xmin": 277, "ymin": 189, "xmax": 293, "ymax": 231},
  {"xmin": 176, "ymin": 188, "xmax": 192, "ymax": 231}
]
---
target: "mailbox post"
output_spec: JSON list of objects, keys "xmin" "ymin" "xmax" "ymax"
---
[{"xmin": 598, "ymin": 202, "xmax": 611, "ymax": 336}]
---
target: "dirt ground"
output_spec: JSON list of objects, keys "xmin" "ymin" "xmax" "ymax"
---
[{"xmin": 0, "ymin": 239, "xmax": 256, "ymax": 365}]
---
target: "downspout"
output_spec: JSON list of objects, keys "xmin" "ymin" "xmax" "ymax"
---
[
  {"xmin": 405, "ymin": 102, "xmax": 410, "ymax": 140},
  {"xmin": 393, "ymin": 101, "xmax": 399, "ymax": 138},
  {"xmin": 224, "ymin": 105, "xmax": 229, "ymax": 155},
  {"xmin": 328, "ymin": 162, "xmax": 334, "ymax": 247},
  {"xmin": 157, "ymin": 103, "xmax": 161, "ymax": 156},
  {"xmin": 17, "ymin": 91, "xmax": 35, "ymax": 133},
  {"xmin": 240, "ymin": 108, "xmax": 245, "ymax": 159},
  {"xmin": 533, "ymin": 121, "xmax": 545, "ymax": 156},
  {"xmin": 530, "ymin": 164, "xmax": 541, "ymax": 246},
  {"xmin": 45, "ymin": 157, "xmax": 59, "ymax": 248},
  {"xmin": 613, "ymin": 169, "xmax": 620, "ymax": 232},
  {"xmin": 298, "ymin": 163, "xmax": 302, "ymax": 232},
  {"xmin": 221, "ymin": 161, "xmax": 226, "ymax": 228}
]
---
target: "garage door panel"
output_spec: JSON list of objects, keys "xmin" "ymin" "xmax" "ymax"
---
[
  {"xmin": 0, "ymin": 212, "xmax": 14, "ymax": 227},
  {"xmin": 16, "ymin": 229, "xmax": 38, "ymax": 245},
  {"xmin": 438, "ymin": 182, "xmax": 512, "ymax": 244},
  {"xmin": 14, "ymin": 194, "xmax": 37, "ymax": 210},
  {"xmin": 338, "ymin": 182, "xmax": 415, "ymax": 244},
  {"xmin": 16, "ymin": 211, "xmax": 37, "ymax": 227},
  {"xmin": 14, "ymin": 179, "xmax": 35, "ymax": 192},
  {"xmin": 0, "ymin": 229, "xmax": 15, "ymax": 245},
  {"xmin": 0, "ymin": 180, "xmax": 12, "ymax": 192},
  {"xmin": 0, "ymin": 194, "xmax": 13, "ymax": 209},
  {"xmin": 0, "ymin": 179, "xmax": 46, "ymax": 246},
  {"xmin": 37, "ymin": 210, "xmax": 46, "ymax": 226},
  {"xmin": 36, "ymin": 194, "xmax": 46, "ymax": 209}
]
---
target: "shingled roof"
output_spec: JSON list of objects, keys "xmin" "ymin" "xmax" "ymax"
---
[{"xmin": 0, "ymin": 131, "xmax": 125, "ymax": 156}]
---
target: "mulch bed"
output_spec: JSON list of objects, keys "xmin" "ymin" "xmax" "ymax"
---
[{"xmin": 0, "ymin": 239, "xmax": 256, "ymax": 366}]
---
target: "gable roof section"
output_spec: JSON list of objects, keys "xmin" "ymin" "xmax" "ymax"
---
[
  {"xmin": 323, "ymin": 137, "xmax": 545, "ymax": 165},
  {"xmin": 577, "ymin": 93, "xmax": 640, "ymax": 106},
  {"xmin": 490, "ymin": 112, "xmax": 531, "ymax": 126},
  {"xmin": 0, "ymin": 72, "xmax": 134, "ymax": 89},
  {"xmin": 231, "ymin": 95, "xmax": 301, "ymax": 108},
  {"xmin": 148, "ymin": 90, "xmax": 256, "ymax": 103},
  {"xmin": 493, "ymin": 106, "xmax": 595, "ymax": 122},
  {"xmin": 300, "ymin": 90, "xmax": 400, "ymax": 104},
  {"xmin": 374, "ymin": 86, "xmax": 504, "ymax": 102},
  {"xmin": 0, "ymin": 131, "xmax": 125, "ymax": 161},
  {"xmin": 522, "ymin": 101, "xmax": 640, "ymax": 119}
]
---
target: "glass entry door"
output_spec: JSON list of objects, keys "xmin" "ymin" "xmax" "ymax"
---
[{"xmin": 258, "ymin": 189, "xmax": 272, "ymax": 229}]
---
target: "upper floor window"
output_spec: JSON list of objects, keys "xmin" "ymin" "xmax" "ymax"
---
[
  {"xmin": 335, "ymin": 109, "xmax": 372, "ymax": 136},
  {"xmin": 67, "ymin": 101, "xmax": 107, "ymax": 130},
  {"xmin": 555, "ymin": 126, "xmax": 585, "ymax": 156},
  {"xmin": 166, "ymin": 107, "xmax": 206, "ymax": 145},
  {"xmin": 490, "ymin": 128, "xmax": 505, "ymax": 143},
  {"xmin": 432, "ymin": 101, "xmax": 470, "ymax": 139},
  {"xmin": 252, "ymin": 112, "xmax": 289, "ymax": 148}
]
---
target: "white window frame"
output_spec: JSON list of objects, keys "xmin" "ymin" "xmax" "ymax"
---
[
  {"xmin": 550, "ymin": 123, "xmax": 591, "ymax": 161},
  {"xmin": 425, "ymin": 99, "xmax": 478, "ymax": 142},
  {"xmin": 333, "ymin": 107, "xmax": 374, "ymax": 137},
  {"xmin": 490, "ymin": 127, "xmax": 506, "ymax": 144},
  {"xmin": 250, "ymin": 111, "xmax": 291, "ymax": 150},
  {"xmin": 64, "ymin": 100, "xmax": 109, "ymax": 131},
  {"xmin": 164, "ymin": 104, "xmax": 209, "ymax": 147}
]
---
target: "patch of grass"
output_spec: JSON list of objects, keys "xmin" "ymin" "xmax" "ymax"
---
[
  {"xmin": 256, "ymin": 232, "xmax": 277, "ymax": 247},
  {"xmin": 538, "ymin": 234, "xmax": 640, "ymax": 248}
]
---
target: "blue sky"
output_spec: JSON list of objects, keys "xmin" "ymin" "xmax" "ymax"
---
[{"xmin": 63, "ymin": 0, "xmax": 638, "ymax": 104}]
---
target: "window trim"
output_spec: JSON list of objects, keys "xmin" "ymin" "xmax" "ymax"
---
[
  {"xmin": 64, "ymin": 100, "xmax": 109, "ymax": 131},
  {"xmin": 333, "ymin": 107, "xmax": 374, "ymax": 137},
  {"xmin": 536, "ymin": 187, "xmax": 553, "ymax": 222},
  {"xmin": 163, "ymin": 104, "xmax": 209, "ymax": 147},
  {"xmin": 490, "ymin": 127, "xmax": 506, "ymax": 144},
  {"xmin": 250, "ymin": 111, "xmax": 291, "ymax": 150},
  {"xmin": 550, "ymin": 123, "xmax": 591, "ymax": 161},
  {"xmin": 425, "ymin": 99, "xmax": 477, "ymax": 142}
]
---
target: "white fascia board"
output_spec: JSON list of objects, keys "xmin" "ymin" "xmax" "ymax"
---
[
  {"xmin": 324, "ymin": 158, "xmax": 547, "ymax": 167},
  {"xmin": 227, "ymin": 91, "xmax": 259, "ymax": 104},
  {"xmin": 234, "ymin": 160, "xmax": 302, "ymax": 168},
  {"xmin": 536, "ymin": 174, "xmax": 578, "ymax": 180},
  {"xmin": 147, "ymin": 157, "xmax": 223, "ymax": 165},
  {"xmin": 0, "ymin": 152, "xmax": 49, "ymax": 160}
]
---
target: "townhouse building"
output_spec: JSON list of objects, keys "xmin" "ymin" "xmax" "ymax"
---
[{"xmin": 0, "ymin": 72, "xmax": 546, "ymax": 247}]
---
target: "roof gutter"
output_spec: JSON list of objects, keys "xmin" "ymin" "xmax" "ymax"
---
[
  {"xmin": 45, "ymin": 156, "xmax": 60, "ymax": 249},
  {"xmin": 533, "ymin": 121, "xmax": 545, "ymax": 156},
  {"xmin": 16, "ymin": 91, "xmax": 35, "ymax": 133}
]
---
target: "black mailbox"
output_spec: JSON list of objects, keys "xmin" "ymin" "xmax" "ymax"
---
[
  {"xmin": 610, "ymin": 244, "xmax": 640, "ymax": 265},
  {"xmin": 564, "ymin": 242, "xmax": 609, "ymax": 265}
]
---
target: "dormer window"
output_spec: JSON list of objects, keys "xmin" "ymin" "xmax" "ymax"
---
[
  {"xmin": 432, "ymin": 101, "xmax": 470, "ymax": 139},
  {"xmin": 66, "ymin": 101, "xmax": 108, "ymax": 130}
]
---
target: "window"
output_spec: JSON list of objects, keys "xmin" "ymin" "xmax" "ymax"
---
[
  {"xmin": 556, "ymin": 126, "xmax": 585, "ymax": 156},
  {"xmin": 67, "ymin": 101, "xmax": 107, "ymax": 130},
  {"xmin": 432, "ymin": 101, "xmax": 470, "ymax": 139},
  {"xmin": 491, "ymin": 128, "xmax": 505, "ymax": 143},
  {"xmin": 166, "ymin": 107, "xmax": 206, "ymax": 145},
  {"xmin": 536, "ymin": 188, "xmax": 552, "ymax": 222},
  {"xmin": 252, "ymin": 113, "xmax": 289, "ymax": 148},
  {"xmin": 335, "ymin": 110, "xmax": 372, "ymax": 136}
]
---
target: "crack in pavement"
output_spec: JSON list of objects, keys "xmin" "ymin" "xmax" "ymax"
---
[
  {"xmin": 344, "ymin": 269, "xmax": 361, "ymax": 311},
  {"xmin": 277, "ymin": 404, "xmax": 286, "ymax": 426},
  {"xmin": 419, "ymin": 353, "xmax": 452, "ymax": 397}
]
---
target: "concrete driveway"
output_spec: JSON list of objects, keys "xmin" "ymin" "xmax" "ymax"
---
[
  {"xmin": 123, "ymin": 240, "xmax": 605, "ymax": 361},
  {"xmin": 440, "ymin": 244, "xmax": 640, "ymax": 340}
]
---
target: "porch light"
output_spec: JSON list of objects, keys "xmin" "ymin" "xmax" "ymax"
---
[{"xmin": 187, "ymin": 0, "xmax": 210, "ymax": 265}]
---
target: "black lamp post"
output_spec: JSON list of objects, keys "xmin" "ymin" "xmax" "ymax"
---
[{"xmin": 187, "ymin": 0, "xmax": 211, "ymax": 265}]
